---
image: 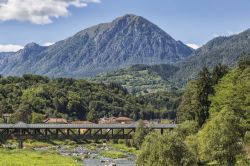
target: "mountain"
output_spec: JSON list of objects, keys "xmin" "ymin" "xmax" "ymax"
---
[
  {"xmin": 0, "ymin": 14, "xmax": 193, "ymax": 77},
  {"xmin": 91, "ymin": 28, "xmax": 250, "ymax": 89},
  {"xmin": 0, "ymin": 43, "xmax": 47, "ymax": 75},
  {"xmin": 173, "ymin": 29, "xmax": 250, "ymax": 86},
  {"xmin": 90, "ymin": 64, "xmax": 179, "ymax": 95}
]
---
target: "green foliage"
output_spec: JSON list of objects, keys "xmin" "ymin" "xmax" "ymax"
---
[
  {"xmin": 137, "ymin": 90, "xmax": 182, "ymax": 120},
  {"xmin": 196, "ymin": 60, "xmax": 250, "ymax": 164},
  {"xmin": 132, "ymin": 120, "xmax": 149, "ymax": 149},
  {"xmin": 175, "ymin": 120, "xmax": 199, "ymax": 139},
  {"xmin": 31, "ymin": 112, "xmax": 44, "ymax": 123},
  {"xmin": 86, "ymin": 109, "xmax": 99, "ymax": 123},
  {"xmin": 110, "ymin": 143, "xmax": 140, "ymax": 155},
  {"xmin": 100, "ymin": 150, "xmax": 126, "ymax": 159},
  {"xmin": 90, "ymin": 64, "xmax": 178, "ymax": 95},
  {"xmin": 137, "ymin": 132, "xmax": 197, "ymax": 166},
  {"xmin": 198, "ymin": 108, "xmax": 244, "ymax": 165},
  {"xmin": 0, "ymin": 75, "xmax": 174, "ymax": 122},
  {"xmin": 211, "ymin": 63, "xmax": 229, "ymax": 85},
  {"xmin": 9, "ymin": 103, "xmax": 32, "ymax": 123},
  {"xmin": 177, "ymin": 64, "xmax": 228, "ymax": 127}
]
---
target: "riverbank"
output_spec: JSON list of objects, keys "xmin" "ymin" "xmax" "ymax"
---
[
  {"xmin": 0, "ymin": 139, "xmax": 139, "ymax": 166},
  {"xmin": 0, "ymin": 148, "xmax": 82, "ymax": 166}
]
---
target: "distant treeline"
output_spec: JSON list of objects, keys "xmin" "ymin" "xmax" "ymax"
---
[{"xmin": 0, "ymin": 74, "xmax": 181, "ymax": 123}]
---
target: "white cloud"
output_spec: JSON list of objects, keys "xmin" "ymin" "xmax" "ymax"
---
[
  {"xmin": 0, "ymin": 0, "xmax": 101, "ymax": 24},
  {"xmin": 186, "ymin": 43, "xmax": 200, "ymax": 50},
  {"xmin": 0, "ymin": 44, "xmax": 23, "ymax": 52},
  {"xmin": 43, "ymin": 42, "xmax": 55, "ymax": 46}
]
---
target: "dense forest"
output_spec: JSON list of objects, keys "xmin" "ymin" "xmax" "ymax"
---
[
  {"xmin": 136, "ymin": 57, "xmax": 250, "ymax": 165},
  {"xmin": 0, "ymin": 75, "xmax": 181, "ymax": 123}
]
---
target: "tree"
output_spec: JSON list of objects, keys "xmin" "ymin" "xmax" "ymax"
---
[
  {"xmin": 31, "ymin": 112, "xmax": 44, "ymax": 123},
  {"xmin": 198, "ymin": 108, "xmax": 244, "ymax": 165},
  {"xmin": 177, "ymin": 81, "xmax": 198, "ymax": 123},
  {"xmin": 67, "ymin": 91, "xmax": 87, "ymax": 119},
  {"xmin": 195, "ymin": 67, "xmax": 213, "ymax": 126},
  {"xmin": 133, "ymin": 120, "xmax": 149, "ymax": 149},
  {"xmin": 137, "ymin": 132, "xmax": 197, "ymax": 166},
  {"xmin": 178, "ymin": 66, "xmax": 228, "ymax": 127},
  {"xmin": 9, "ymin": 103, "xmax": 32, "ymax": 123},
  {"xmin": 86, "ymin": 109, "xmax": 99, "ymax": 123},
  {"xmin": 175, "ymin": 120, "xmax": 199, "ymax": 139},
  {"xmin": 211, "ymin": 63, "xmax": 228, "ymax": 85},
  {"xmin": 197, "ymin": 60, "xmax": 250, "ymax": 164}
]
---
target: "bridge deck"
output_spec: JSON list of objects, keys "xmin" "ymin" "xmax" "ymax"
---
[{"xmin": 0, "ymin": 123, "xmax": 176, "ymax": 129}]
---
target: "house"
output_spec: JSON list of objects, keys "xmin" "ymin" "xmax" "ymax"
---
[
  {"xmin": 98, "ymin": 117, "xmax": 117, "ymax": 124},
  {"xmin": 43, "ymin": 118, "xmax": 68, "ymax": 124},
  {"xmin": 115, "ymin": 117, "xmax": 134, "ymax": 124},
  {"xmin": 98, "ymin": 116, "xmax": 134, "ymax": 124}
]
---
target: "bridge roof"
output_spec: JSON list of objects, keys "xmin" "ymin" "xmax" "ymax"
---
[{"xmin": 0, "ymin": 123, "xmax": 176, "ymax": 129}]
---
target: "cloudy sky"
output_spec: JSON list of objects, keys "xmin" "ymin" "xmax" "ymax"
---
[{"xmin": 0, "ymin": 0, "xmax": 250, "ymax": 52}]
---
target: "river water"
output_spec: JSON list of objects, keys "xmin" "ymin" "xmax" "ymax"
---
[{"xmin": 54, "ymin": 144, "xmax": 136, "ymax": 166}]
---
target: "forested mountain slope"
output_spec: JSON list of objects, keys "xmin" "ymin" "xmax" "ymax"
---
[
  {"xmin": 90, "ymin": 64, "xmax": 179, "ymax": 95},
  {"xmin": 173, "ymin": 29, "xmax": 250, "ymax": 86}
]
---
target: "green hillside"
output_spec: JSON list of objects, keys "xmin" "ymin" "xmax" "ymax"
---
[
  {"xmin": 0, "ymin": 74, "xmax": 181, "ymax": 123},
  {"xmin": 173, "ymin": 29, "xmax": 250, "ymax": 86},
  {"xmin": 90, "ymin": 64, "xmax": 179, "ymax": 95}
]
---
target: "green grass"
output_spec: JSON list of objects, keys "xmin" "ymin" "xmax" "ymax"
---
[
  {"xmin": 110, "ymin": 143, "xmax": 140, "ymax": 155},
  {"xmin": 24, "ymin": 140, "xmax": 51, "ymax": 149},
  {"xmin": 4, "ymin": 139, "xmax": 77, "ymax": 150},
  {"xmin": 100, "ymin": 150, "xmax": 126, "ymax": 159},
  {"xmin": 85, "ymin": 143, "xmax": 98, "ymax": 150},
  {"xmin": 0, "ymin": 149, "xmax": 81, "ymax": 166}
]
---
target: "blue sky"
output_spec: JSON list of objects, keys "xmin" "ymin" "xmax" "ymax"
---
[{"xmin": 0, "ymin": 0, "xmax": 250, "ymax": 51}]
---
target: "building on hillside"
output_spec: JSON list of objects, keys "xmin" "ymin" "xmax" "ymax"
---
[
  {"xmin": 98, "ymin": 116, "xmax": 134, "ymax": 124},
  {"xmin": 98, "ymin": 117, "xmax": 117, "ymax": 124},
  {"xmin": 115, "ymin": 117, "xmax": 134, "ymax": 124},
  {"xmin": 43, "ymin": 118, "xmax": 68, "ymax": 124}
]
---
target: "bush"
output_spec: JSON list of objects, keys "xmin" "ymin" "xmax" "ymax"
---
[{"xmin": 137, "ymin": 132, "xmax": 197, "ymax": 166}]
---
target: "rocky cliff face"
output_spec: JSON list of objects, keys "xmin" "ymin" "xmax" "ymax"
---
[{"xmin": 0, "ymin": 14, "xmax": 193, "ymax": 77}]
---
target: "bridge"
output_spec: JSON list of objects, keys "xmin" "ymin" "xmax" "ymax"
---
[{"xmin": 0, "ymin": 122, "xmax": 176, "ymax": 148}]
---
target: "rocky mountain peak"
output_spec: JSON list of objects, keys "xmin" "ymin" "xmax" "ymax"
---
[
  {"xmin": 0, "ymin": 14, "xmax": 193, "ymax": 77},
  {"xmin": 24, "ymin": 42, "xmax": 41, "ymax": 49}
]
